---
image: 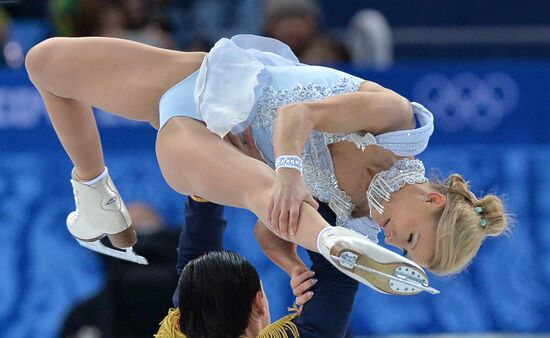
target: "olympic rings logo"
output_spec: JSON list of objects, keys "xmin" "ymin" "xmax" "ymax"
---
[{"xmin": 412, "ymin": 72, "xmax": 519, "ymax": 132}]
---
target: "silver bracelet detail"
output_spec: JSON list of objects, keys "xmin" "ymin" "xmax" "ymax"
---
[{"xmin": 275, "ymin": 155, "xmax": 303, "ymax": 175}]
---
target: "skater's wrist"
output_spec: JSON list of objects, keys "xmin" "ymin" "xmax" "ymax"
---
[{"xmin": 275, "ymin": 155, "xmax": 303, "ymax": 175}]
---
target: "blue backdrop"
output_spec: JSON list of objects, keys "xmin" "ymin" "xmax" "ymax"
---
[{"xmin": 0, "ymin": 61, "xmax": 549, "ymax": 337}]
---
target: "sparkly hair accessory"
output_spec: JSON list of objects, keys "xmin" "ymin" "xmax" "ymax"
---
[
  {"xmin": 475, "ymin": 206, "xmax": 488, "ymax": 228},
  {"xmin": 367, "ymin": 158, "xmax": 428, "ymax": 217}
]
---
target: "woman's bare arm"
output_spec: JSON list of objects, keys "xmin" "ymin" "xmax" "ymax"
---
[{"xmin": 273, "ymin": 84, "xmax": 412, "ymax": 159}]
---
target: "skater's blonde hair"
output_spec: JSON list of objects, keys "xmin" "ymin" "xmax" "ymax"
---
[{"xmin": 428, "ymin": 174, "xmax": 511, "ymax": 275}]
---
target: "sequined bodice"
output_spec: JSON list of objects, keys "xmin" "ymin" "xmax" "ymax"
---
[{"xmin": 250, "ymin": 76, "xmax": 434, "ymax": 241}]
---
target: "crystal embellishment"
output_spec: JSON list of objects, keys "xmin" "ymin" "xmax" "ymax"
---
[
  {"xmin": 275, "ymin": 155, "xmax": 303, "ymax": 174},
  {"xmin": 252, "ymin": 78, "xmax": 361, "ymax": 131},
  {"xmin": 324, "ymin": 132, "xmax": 378, "ymax": 151},
  {"xmin": 367, "ymin": 158, "xmax": 428, "ymax": 216}
]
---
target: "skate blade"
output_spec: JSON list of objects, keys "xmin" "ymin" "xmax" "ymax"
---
[
  {"xmin": 331, "ymin": 253, "xmax": 439, "ymax": 295},
  {"xmin": 76, "ymin": 239, "xmax": 149, "ymax": 265}
]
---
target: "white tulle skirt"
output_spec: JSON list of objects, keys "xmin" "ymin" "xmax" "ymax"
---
[{"xmin": 194, "ymin": 34, "xmax": 302, "ymax": 137}]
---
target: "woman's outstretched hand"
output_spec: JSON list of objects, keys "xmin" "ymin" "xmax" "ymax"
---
[
  {"xmin": 290, "ymin": 265, "xmax": 317, "ymax": 312},
  {"xmin": 269, "ymin": 169, "xmax": 319, "ymax": 238}
]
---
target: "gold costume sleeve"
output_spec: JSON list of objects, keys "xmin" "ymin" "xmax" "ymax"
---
[{"xmin": 155, "ymin": 307, "xmax": 301, "ymax": 338}]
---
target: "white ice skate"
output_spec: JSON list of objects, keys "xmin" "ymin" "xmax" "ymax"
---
[
  {"xmin": 67, "ymin": 168, "xmax": 148, "ymax": 265},
  {"xmin": 318, "ymin": 226, "xmax": 439, "ymax": 295}
]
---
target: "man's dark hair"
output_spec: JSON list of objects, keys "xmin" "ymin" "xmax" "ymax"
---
[{"xmin": 178, "ymin": 251, "xmax": 262, "ymax": 338}]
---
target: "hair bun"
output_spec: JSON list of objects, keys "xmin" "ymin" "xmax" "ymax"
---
[
  {"xmin": 445, "ymin": 174, "xmax": 510, "ymax": 237},
  {"xmin": 479, "ymin": 194, "xmax": 509, "ymax": 237}
]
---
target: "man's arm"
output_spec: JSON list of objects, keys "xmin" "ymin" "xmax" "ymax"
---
[
  {"xmin": 292, "ymin": 203, "xmax": 359, "ymax": 338},
  {"xmin": 254, "ymin": 220, "xmax": 306, "ymax": 275},
  {"xmin": 173, "ymin": 197, "xmax": 226, "ymax": 306}
]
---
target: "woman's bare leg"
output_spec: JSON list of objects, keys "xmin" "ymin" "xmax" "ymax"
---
[
  {"xmin": 157, "ymin": 118, "xmax": 328, "ymax": 251},
  {"xmin": 25, "ymin": 36, "xmax": 327, "ymax": 251},
  {"xmin": 25, "ymin": 36, "xmax": 205, "ymax": 179},
  {"xmin": 25, "ymin": 37, "xmax": 204, "ymax": 252}
]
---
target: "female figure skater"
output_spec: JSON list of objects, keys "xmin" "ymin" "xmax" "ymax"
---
[{"xmin": 25, "ymin": 34, "xmax": 509, "ymax": 295}]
